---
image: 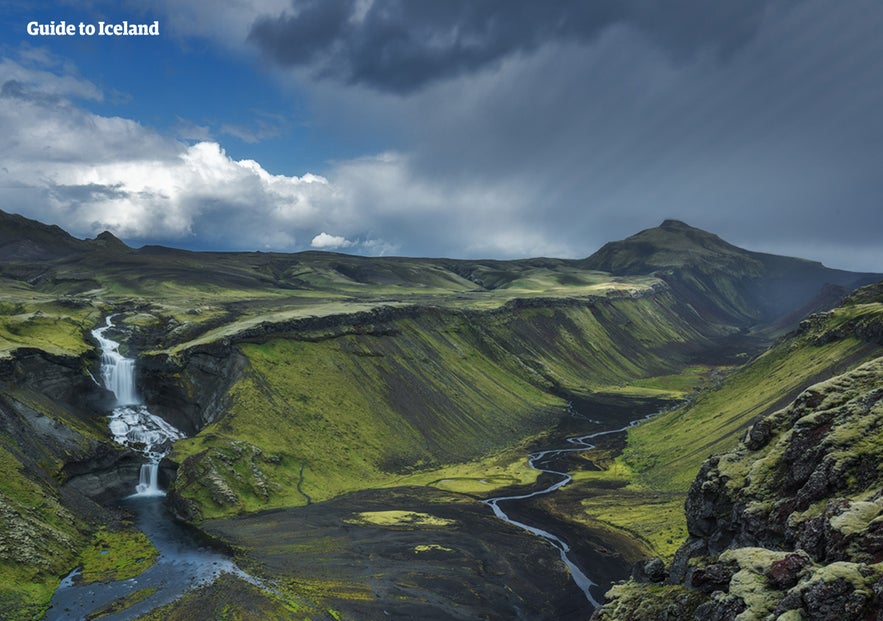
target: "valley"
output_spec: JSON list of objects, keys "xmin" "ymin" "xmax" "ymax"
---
[{"xmin": 0, "ymin": 210, "xmax": 880, "ymax": 619}]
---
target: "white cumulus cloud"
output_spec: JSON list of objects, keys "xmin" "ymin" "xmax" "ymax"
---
[
  {"xmin": 0, "ymin": 50, "xmax": 577, "ymax": 259},
  {"xmin": 311, "ymin": 232, "xmax": 354, "ymax": 249}
]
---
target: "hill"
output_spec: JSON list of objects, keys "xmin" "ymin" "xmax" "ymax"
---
[{"xmin": 583, "ymin": 219, "xmax": 879, "ymax": 329}]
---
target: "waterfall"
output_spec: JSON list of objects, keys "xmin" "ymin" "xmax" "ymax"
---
[
  {"xmin": 91, "ymin": 316, "xmax": 184, "ymax": 496},
  {"xmin": 136, "ymin": 463, "xmax": 162, "ymax": 496},
  {"xmin": 93, "ymin": 316, "xmax": 139, "ymax": 406}
]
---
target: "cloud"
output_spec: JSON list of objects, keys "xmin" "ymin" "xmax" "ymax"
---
[
  {"xmin": 129, "ymin": 0, "xmax": 291, "ymax": 47},
  {"xmin": 311, "ymin": 232, "xmax": 354, "ymax": 249},
  {"xmin": 247, "ymin": 0, "xmax": 773, "ymax": 94},
  {"xmin": 174, "ymin": 116, "xmax": 213, "ymax": 141},
  {"xmin": 287, "ymin": 0, "xmax": 883, "ymax": 269},
  {"xmin": 0, "ymin": 53, "xmax": 342, "ymax": 250},
  {"xmin": 17, "ymin": 140, "xmax": 337, "ymax": 248},
  {"xmin": 0, "ymin": 51, "xmax": 557, "ymax": 257}
]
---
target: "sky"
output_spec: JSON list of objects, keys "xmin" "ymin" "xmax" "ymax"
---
[{"xmin": 0, "ymin": 1, "xmax": 881, "ymax": 271}]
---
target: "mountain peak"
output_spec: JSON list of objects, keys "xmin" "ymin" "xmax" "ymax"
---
[
  {"xmin": 582, "ymin": 220, "xmax": 745, "ymax": 276},
  {"xmin": 0, "ymin": 208, "xmax": 86, "ymax": 261},
  {"xmin": 93, "ymin": 230, "xmax": 129, "ymax": 247},
  {"xmin": 659, "ymin": 219, "xmax": 691, "ymax": 229}
]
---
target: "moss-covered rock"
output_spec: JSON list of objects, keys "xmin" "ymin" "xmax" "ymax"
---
[{"xmin": 594, "ymin": 354, "xmax": 883, "ymax": 621}]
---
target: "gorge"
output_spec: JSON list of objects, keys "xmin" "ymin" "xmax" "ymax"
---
[{"xmin": 0, "ymin": 209, "xmax": 881, "ymax": 619}]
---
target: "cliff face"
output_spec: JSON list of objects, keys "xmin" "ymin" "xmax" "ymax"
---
[
  {"xmin": 0, "ymin": 349, "xmax": 127, "ymax": 617},
  {"xmin": 594, "ymin": 355, "xmax": 883, "ymax": 620}
]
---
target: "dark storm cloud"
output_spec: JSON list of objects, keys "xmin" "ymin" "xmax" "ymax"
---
[
  {"xmin": 248, "ymin": 0, "xmax": 772, "ymax": 93},
  {"xmin": 289, "ymin": 0, "xmax": 882, "ymax": 269}
]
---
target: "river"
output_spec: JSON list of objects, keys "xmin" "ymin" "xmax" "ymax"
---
[{"xmin": 485, "ymin": 408, "xmax": 656, "ymax": 608}]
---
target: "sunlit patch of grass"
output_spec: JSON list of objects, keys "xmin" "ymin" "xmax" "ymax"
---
[
  {"xmin": 342, "ymin": 511, "xmax": 456, "ymax": 528},
  {"xmin": 414, "ymin": 544, "xmax": 453, "ymax": 553},
  {"xmin": 0, "ymin": 299, "xmax": 98, "ymax": 357},
  {"xmin": 402, "ymin": 444, "xmax": 541, "ymax": 495}
]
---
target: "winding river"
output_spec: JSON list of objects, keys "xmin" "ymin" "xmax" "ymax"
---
[
  {"xmin": 43, "ymin": 317, "xmax": 257, "ymax": 621},
  {"xmin": 484, "ymin": 411, "xmax": 652, "ymax": 608}
]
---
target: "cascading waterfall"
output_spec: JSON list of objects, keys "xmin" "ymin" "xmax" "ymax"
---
[
  {"xmin": 46, "ymin": 317, "xmax": 259, "ymax": 621},
  {"xmin": 92, "ymin": 316, "xmax": 184, "ymax": 496}
]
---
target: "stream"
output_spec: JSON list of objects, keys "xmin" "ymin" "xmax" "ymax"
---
[
  {"xmin": 484, "ymin": 410, "xmax": 653, "ymax": 608},
  {"xmin": 43, "ymin": 317, "xmax": 257, "ymax": 621}
]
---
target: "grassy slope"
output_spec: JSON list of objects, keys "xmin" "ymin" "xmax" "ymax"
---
[
  {"xmin": 0, "ymin": 446, "xmax": 85, "ymax": 618},
  {"xmin": 0, "ymin": 292, "xmax": 99, "ymax": 358},
  {"xmin": 563, "ymin": 293, "xmax": 883, "ymax": 560},
  {"xmin": 169, "ymin": 293, "xmax": 719, "ymax": 521}
]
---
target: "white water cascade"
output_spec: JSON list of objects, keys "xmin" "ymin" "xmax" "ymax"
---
[{"xmin": 92, "ymin": 316, "xmax": 184, "ymax": 496}]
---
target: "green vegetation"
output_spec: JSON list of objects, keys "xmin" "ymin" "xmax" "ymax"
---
[
  {"xmin": 168, "ymin": 296, "xmax": 721, "ymax": 521},
  {"xmin": 595, "ymin": 350, "xmax": 883, "ymax": 619},
  {"xmin": 342, "ymin": 510, "xmax": 456, "ymax": 527},
  {"xmin": 595, "ymin": 582, "xmax": 708, "ymax": 621},
  {"xmin": 134, "ymin": 574, "xmax": 313, "ymax": 621},
  {"xmin": 169, "ymin": 322, "xmax": 565, "ymax": 519},
  {"xmin": 0, "ymin": 446, "xmax": 84, "ymax": 620},
  {"xmin": 0, "ymin": 296, "xmax": 99, "ymax": 358},
  {"xmin": 78, "ymin": 527, "xmax": 158, "ymax": 584}
]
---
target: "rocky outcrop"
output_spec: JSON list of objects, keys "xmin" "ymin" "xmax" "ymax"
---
[
  {"xmin": 0, "ymin": 347, "xmax": 113, "ymax": 416},
  {"xmin": 0, "ymin": 348, "xmax": 114, "ymax": 470},
  {"xmin": 139, "ymin": 344, "xmax": 248, "ymax": 435},
  {"xmin": 594, "ymin": 356, "xmax": 883, "ymax": 620}
]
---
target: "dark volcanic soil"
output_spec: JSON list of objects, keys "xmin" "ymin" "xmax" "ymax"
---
[{"xmin": 201, "ymin": 486, "xmax": 593, "ymax": 620}]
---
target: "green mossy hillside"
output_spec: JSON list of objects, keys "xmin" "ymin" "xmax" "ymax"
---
[
  {"xmin": 595, "ymin": 354, "xmax": 883, "ymax": 620},
  {"xmin": 624, "ymin": 295, "xmax": 883, "ymax": 493},
  {"xmin": 169, "ymin": 295, "xmax": 719, "ymax": 520},
  {"xmin": 0, "ymin": 349, "xmax": 120, "ymax": 619},
  {"xmin": 0, "ymin": 445, "xmax": 85, "ymax": 620},
  {"xmin": 170, "ymin": 317, "xmax": 564, "ymax": 520}
]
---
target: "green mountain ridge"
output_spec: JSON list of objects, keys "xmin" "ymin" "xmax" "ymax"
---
[{"xmin": 0, "ymin": 208, "xmax": 880, "ymax": 619}]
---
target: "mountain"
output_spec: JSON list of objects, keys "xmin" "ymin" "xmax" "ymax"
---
[
  {"xmin": 583, "ymin": 219, "xmax": 880, "ymax": 329},
  {"xmin": 0, "ymin": 209, "xmax": 90, "ymax": 261},
  {"xmin": 2, "ymin": 210, "xmax": 877, "ymax": 337}
]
